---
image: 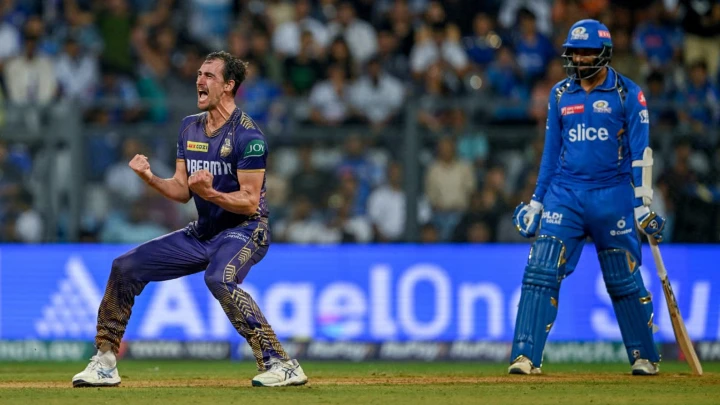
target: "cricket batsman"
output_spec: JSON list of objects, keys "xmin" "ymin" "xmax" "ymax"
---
[
  {"xmin": 509, "ymin": 20, "xmax": 665, "ymax": 375},
  {"xmin": 72, "ymin": 51, "xmax": 308, "ymax": 387}
]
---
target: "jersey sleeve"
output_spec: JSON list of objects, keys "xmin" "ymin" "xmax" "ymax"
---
[
  {"xmin": 176, "ymin": 116, "xmax": 193, "ymax": 160},
  {"xmin": 235, "ymin": 130, "xmax": 268, "ymax": 172},
  {"xmin": 532, "ymin": 86, "xmax": 563, "ymax": 203},
  {"xmin": 626, "ymin": 84, "xmax": 651, "ymax": 208}
]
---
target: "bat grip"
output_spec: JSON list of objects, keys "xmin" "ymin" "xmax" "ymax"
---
[{"xmin": 649, "ymin": 239, "xmax": 668, "ymax": 280}]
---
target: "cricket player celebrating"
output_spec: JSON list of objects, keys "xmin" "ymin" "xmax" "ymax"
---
[
  {"xmin": 72, "ymin": 52, "xmax": 308, "ymax": 387},
  {"xmin": 509, "ymin": 20, "xmax": 665, "ymax": 376}
]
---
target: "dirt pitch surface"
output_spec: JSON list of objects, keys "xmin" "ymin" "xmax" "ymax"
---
[{"xmin": 0, "ymin": 361, "xmax": 718, "ymax": 404}]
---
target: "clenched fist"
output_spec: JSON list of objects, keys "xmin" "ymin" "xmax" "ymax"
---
[
  {"xmin": 129, "ymin": 154, "xmax": 153, "ymax": 182},
  {"xmin": 188, "ymin": 169, "xmax": 215, "ymax": 199}
]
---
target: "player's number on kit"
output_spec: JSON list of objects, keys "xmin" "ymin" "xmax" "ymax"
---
[{"xmin": 243, "ymin": 140, "xmax": 265, "ymax": 158}]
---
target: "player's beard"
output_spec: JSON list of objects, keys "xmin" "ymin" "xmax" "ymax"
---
[{"xmin": 576, "ymin": 64, "xmax": 603, "ymax": 80}]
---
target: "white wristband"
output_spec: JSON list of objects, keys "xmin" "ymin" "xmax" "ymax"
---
[
  {"xmin": 634, "ymin": 206, "xmax": 650, "ymax": 221},
  {"xmin": 529, "ymin": 200, "xmax": 543, "ymax": 210}
]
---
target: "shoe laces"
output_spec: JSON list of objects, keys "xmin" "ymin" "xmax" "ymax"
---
[
  {"xmin": 264, "ymin": 358, "xmax": 288, "ymax": 372},
  {"xmin": 85, "ymin": 355, "xmax": 102, "ymax": 371}
]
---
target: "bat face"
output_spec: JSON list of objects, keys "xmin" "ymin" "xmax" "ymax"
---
[
  {"xmin": 662, "ymin": 278, "xmax": 679, "ymax": 312},
  {"xmin": 661, "ymin": 278, "xmax": 704, "ymax": 376}
]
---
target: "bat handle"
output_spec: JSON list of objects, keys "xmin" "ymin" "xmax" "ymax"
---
[{"xmin": 648, "ymin": 239, "xmax": 668, "ymax": 280}]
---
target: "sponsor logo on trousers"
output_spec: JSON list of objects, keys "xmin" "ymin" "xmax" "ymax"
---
[{"xmin": 543, "ymin": 211, "xmax": 563, "ymax": 225}]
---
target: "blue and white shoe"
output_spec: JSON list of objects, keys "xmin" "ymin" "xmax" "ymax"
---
[
  {"xmin": 252, "ymin": 358, "xmax": 308, "ymax": 387},
  {"xmin": 631, "ymin": 359, "xmax": 659, "ymax": 376},
  {"xmin": 72, "ymin": 350, "xmax": 121, "ymax": 387},
  {"xmin": 508, "ymin": 355, "xmax": 542, "ymax": 375}
]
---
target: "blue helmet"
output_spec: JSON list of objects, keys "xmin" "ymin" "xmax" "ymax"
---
[{"xmin": 561, "ymin": 19, "xmax": 613, "ymax": 80}]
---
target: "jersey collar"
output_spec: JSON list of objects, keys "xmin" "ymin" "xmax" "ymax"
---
[
  {"xmin": 202, "ymin": 107, "xmax": 241, "ymax": 138},
  {"xmin": 566, "ymin": 67, "xmax": 618, "ymax": 93}
]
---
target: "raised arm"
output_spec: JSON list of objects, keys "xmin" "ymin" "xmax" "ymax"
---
[
  {"xmin": 191, "ymin": 169, "xmax": 263, "ymax": 216},
  {"xmin": 128, "ymin": 119, "xmax": 193, "ymax": 203},
  {"xmin": 129, "ymin": 155, "xmax": 191, "ymax": 203}
]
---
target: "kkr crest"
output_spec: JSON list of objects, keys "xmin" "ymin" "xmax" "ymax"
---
[{"xmin": 220, "ymin": 138, "xmax": 232, "ymax": 157}]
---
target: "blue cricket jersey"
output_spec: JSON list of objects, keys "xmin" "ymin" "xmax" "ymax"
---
[
  {"xmin": 177, "ymin": 108, "xmax": 269, "ymax": 239},
  {"xmin": 533, "ymin": 67, "xmax": 650, "ymax": 208}
]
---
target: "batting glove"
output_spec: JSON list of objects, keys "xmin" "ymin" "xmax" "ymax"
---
[
  {"xmin": 513, "ymin": 200, "xmax": 543, "ymax": 238},
  {"xmin": 635, "ymin": 206, "xmax": 666, "ymax": 243}
]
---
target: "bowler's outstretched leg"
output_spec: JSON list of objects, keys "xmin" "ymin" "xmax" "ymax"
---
[
  {"xmin": 72, "ymin": 229, "xmax": 208, "ymax": 387},
  {"xmin": 204, "ymin": 221, "xmax": 307, "ymax": 387}
]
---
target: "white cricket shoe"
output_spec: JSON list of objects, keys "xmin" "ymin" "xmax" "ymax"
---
[
  {"xmin": 631, "ymin": 359, "xmax": 659, "ymax": 376},
  {"xmin": 252, "ymin": 358, "xmax": 308, "ymax": 387},
  {"xmin": 508, "ymin": 355, "xmax": 542, "ymax": 375},
  {"xmin": 72, "ymin": 350, "xmax": 121, "ymax": 387}
]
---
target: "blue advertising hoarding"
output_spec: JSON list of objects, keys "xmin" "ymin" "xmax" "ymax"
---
[{"xmin": 0, "ymin": 244, "xmax": 717, "ymax": 343}]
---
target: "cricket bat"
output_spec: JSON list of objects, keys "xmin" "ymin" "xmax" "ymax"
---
[{"xmin": 649, "ymin": 238, "xmax": 703, "ymax": 376}]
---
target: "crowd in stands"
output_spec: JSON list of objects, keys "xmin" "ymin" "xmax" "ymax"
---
[{"xmin": 0, "ymin": 0, "xmax": 719, "ymax": 243}]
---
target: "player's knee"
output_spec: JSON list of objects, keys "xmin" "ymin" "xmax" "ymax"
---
[
  {"xmin": 598, "ymin": 249, "xmax": 646, "ymax": 298},
  {"xmin": 204, "ymin": 269, "xmax": 225, "ymax": 296},
  {"xmin": 111, "ymin": 253, "xmax": 137, "ymax": 279},
  {"xmin": 523, "ymin": 236, "xmax": 567, "ymax": 288}
]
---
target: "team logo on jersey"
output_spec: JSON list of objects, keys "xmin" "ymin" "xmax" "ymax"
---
[
  {"xmin": 592, "ymin": 100, "xmax": 612, "ymax": 113},
  {"xmin": 220, "ymin": 138, "xmax": 232, "ymax": 157},
  {"xmin": 639, "ymin": 109, "xmax": 649, "ymax": 124},
  {"xmin": 243, "ymin": 139, "xmax": 266, "ymax": 158},
  {"xmin": 638, "ymin": 91, "xmax": 647, "ymax": 106},
  {"xmin": 571, "ymin": 26, "xmax": 589, "ymax": 40},
  {"xmin": 187, "ymin": 141, "xmax": 209, "ymax": 152},
  {"xmin": 561, "ymin": 104, "xmax": 584, "ymax": 115}
]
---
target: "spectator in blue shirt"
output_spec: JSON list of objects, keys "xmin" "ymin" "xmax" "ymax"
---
[
  {"xmin": 335, "ymin": 135, "xmax": 384, "ymax": 216},
  {"xmin": 632, "ymin": 2, "xmax": 682, "ymax": 74},
  {"xmin": 485, "ymin": 46, "xmax": 529, "ymax": 121},
  {"xmin": 677, "ymin": 60, "xmax": 720, "ymax": 132},
  {"xmin": 85, "ymin": 63, "xmax": 144, "ymax": 124},
  {"xmin": 235, "ymin": 60, "xmax": 283, "ymax": 128},
  {"xmin": 463, "ymin": 13, "xmax": 502, "ymax": 70},
  {"xmin": 511, "ymin": 8, "xmax": 555, "ymax": 85},
  {"xmin": 644, "ymin": 70, "xmax": 677, "ymax": 128}
]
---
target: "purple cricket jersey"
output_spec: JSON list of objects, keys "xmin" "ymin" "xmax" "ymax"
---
[{"xmin": 177, "ymin": 107, "xmax": 269, "ymax": 239}]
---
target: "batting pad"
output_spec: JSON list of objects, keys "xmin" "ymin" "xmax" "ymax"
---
[
  {"xmin": 510, "ymin": 236, "xmax": 565, "ymax": 368},
  {"xmin": 598, "ymin": 249, "xmax": 660, "ymax": 364}
]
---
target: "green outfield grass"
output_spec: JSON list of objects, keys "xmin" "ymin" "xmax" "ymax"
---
[{"xmin": 0, "ymin": 361, "xmax": 717, "ymax": 405}]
